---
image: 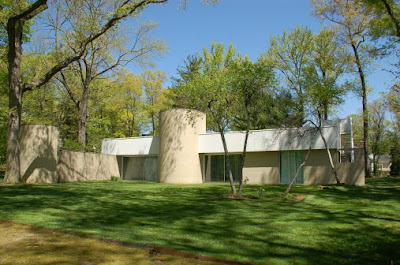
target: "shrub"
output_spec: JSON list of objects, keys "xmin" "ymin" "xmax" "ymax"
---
[{"xmin": 110, "ymin": 176, "xmax": 122, "ymax": 182}]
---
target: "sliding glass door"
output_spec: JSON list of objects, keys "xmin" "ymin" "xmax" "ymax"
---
[{"xmin": 204, "ymin": 154, "xmax": 242, "ymax": 182}]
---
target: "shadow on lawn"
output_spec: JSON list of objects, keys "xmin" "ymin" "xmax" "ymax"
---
[{"xmin": 0, "ymin": 182, "xmax": 399, "ymax": 265}]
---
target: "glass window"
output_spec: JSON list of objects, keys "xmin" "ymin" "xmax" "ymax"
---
[
  {"xmin": 206, "ymin": 154, "xmax": 243, "ymax": 182},
  {"xmin": 123, "ymin": 157, "xmax": 158, "ymax": 181}
]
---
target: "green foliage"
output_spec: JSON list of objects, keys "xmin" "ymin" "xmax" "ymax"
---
[
  {"xmin": 228, "ymin": 57, "xmax": 296, "ymax": 130},
  {"xmin": 385, "ymin": 82, "xmax": 400, "ymax": 130},
  {"xmin": 348, "ymin": 113, "xmax": 364, "ymax": 147},
  {"xmin": 62, "ymin": 139, "xmax": 84, "ymax": 152},
  {"xmin": 390, "ymin": 136, "xmax": 400, "ymax": 176},
  {"xmin": 171, "ymin": 54, "xmax": 202, "ymax": 87},
  {"xmin": 363, "ymin": 0, "xmax": 400, "ymax": 40},
  {"xmin": 110, "ymin": 176, "xmax": 122, "ymax": 181},
  {"xmin": 22, "ymin": 84, "xmax": 59, "ymax": 124},
  {"xmin": 348, "ymin": 100, "xmax": 391, "ymax": 154},
  {"xmin": 0, "ymin": 0, "xmax": 35, "ymax": 45},
  {"xmin": 263, "ymin": 25, "xmax": 352, "ymax": 122},
  {"xmin": 303, "ymin": 26, "xmax": 351, "ymax": 118},
  {"xmin": 141, "ymin": 69, "xmax": 168, "ymax": 134},
  {"xmin": 171, "ymin": 42, "xmax": 237, "ymax": 130},
  {"xmin": 171, "ymin": 42, "xmax": 301, "ymax": 131},
  {"xmin": 262, "ymin": 26, "xmax": 314, "ymax": 125}
]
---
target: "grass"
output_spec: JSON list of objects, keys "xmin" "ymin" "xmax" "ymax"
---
[
  {"xmin": 366, "ymin": 176, "xmax": 400, "ymax": 186},
  {"xmin": 0, "ymin": 220, "xmax": 220, "ymax": 265},
  {"xmin": 0, "ymin": 179, "xmax": 399, "ymax": 265}
]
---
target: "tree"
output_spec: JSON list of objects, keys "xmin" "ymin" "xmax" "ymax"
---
[
  {"xmin": 118, "ymin": 72, "xmax": 148, "ymax": 137},
  {"xmin": 1, "ymin": 0, "xmax": 168, "ymax": 183},
  {"xmin": 228, "ymin": 56, "xmax": 276, "ymax": 194},
  {"xmin": 385, "ymin": 82, "xmax": 400, "ymax": 129},
  {"xmin": 46, "ymin": 0, "xmax": 166, "ymax": 149},
  {"xmin": 262, "ymin": 26, "xmax": 314, "ymax": 126},
  {"xmin": 389, "ymin": 134, "xmax": 400, "ymax": 176},
  {"xmin": 313, "ymin": 0, "xmax": 375, "ymax": 178},
  {"xmin": 368, "ymin": 99, "xmax": 390, "ymax": 175},
  {"xmin": 347, "ymin": 113, "xmax": 364, "ymax": 146},
  {"xmin": 281, "ymin": 26, "xmax": 354, "ymax": 192},
  {"xmin": 363, "ymin": 0, "xmax": 400, "ymax": 77},
  {"xmin": 171, "ymin": 54, "xmax": 202, "ymax": 87},
  {"xmin": 0, "ymin": 39, "xmax": 8, "ymax": 168},
  {"xmin": 363, "ymin": 0, "xmax": 400, "ymax": 40},
  {"xmin": 348, "ymin": 98, "xmax": 391, "ymax": 176},
  {"xmin": 0, "ymin": 93, "xmax": 6, "ymax": 168},
  {"xmin": 172, "ymin": 42, "xmax": 238, "ymax": 194},
  {"xmin": 141, "ymin": 69, "xmax": 168, "ymax": 135},
  {"xmin": 305, "ymin": 26, "xmax": 351, "ymax": 120}
]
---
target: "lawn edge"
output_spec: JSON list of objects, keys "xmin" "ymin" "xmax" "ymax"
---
[{"xmin": 0, "ymin": 219, "xmax": 252, "ymax": 265}]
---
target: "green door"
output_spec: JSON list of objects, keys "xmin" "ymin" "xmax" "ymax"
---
[{"xmin": 280, "ymin": 151, "xmax": 304, "ymax": 184}]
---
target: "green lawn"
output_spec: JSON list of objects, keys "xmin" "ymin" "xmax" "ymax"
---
[{"xmin": 0, "ymin": 179, "xmax": 399, "ymax": 265}]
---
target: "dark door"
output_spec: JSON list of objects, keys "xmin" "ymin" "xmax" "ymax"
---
[{"xmin": 280, "ymin": 151, "xmax": 303, "ymax": 184}]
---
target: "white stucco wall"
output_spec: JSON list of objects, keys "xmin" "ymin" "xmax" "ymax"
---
[
  {"xmin": 198, "ymin": 127, "xmax": 339, "ymax": 154},
  {"xmin": 101, "ymin": 126, "xmax": 339, "ymax": 156},
  {"xmin": 102, "ymin": 136, "xmax": 159, "ymax": 156}
]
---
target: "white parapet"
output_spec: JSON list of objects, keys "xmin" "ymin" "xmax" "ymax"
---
[{"xmin": 198, "ymin": 126, "xmax": 339, "ymax": 154}]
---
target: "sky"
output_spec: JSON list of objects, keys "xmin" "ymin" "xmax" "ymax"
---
[{"xmin": 128, "ymin": 0, "xmax": 396, "ymax": 118}]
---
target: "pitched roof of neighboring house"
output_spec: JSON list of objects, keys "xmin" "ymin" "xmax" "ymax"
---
[{"xmin": 369, "ymin": 154, "xmax": 392, "ymax": 162}]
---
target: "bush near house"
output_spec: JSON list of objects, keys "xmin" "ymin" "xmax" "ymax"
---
[
  {"xmin": 390, "ymin": 140, "xmax": 400, "ymax": 177},
  {"xmin": 0, "ymin": 180, "xmax": 399, "ymax": 265},
  {"xmin": 0, "ymin": 165, "xmax": 4, "ymax": 182}
]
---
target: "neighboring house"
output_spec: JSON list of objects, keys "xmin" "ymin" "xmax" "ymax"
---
[
  {"xmin": 369, "ymin": 154, "xmax": 392, "ymax": 177},
  {"xmin": 102, "ymin": 109, "xmax": 365, "ymax": 185}
]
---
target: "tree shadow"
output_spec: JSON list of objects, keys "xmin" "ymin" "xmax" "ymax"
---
[{"xmin": 0, "ymin": 183, "xmax": 399, "ymax": 265}]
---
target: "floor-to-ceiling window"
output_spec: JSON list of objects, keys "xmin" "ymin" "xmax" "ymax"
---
[
  {"xmin": 203, "ymin": 154, "xmax": 242, "ymax": 182},
  {"xmin": 280, "ymin": 151, "xmax": 303, "ymax": 184},
  {"xmin": 122, "ymin": 156, "xmax": 158, "ymax": 181}
]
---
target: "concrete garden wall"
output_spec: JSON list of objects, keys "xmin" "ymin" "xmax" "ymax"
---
[
  {"xmin": 20, "ymin": 124, "xmax": 59, "ymax": 184},
  {"xmin": 19, "ymin": 124, "xmax": 119, "ymax": 183},
  {"xmin": 57, "ymin": 150, "xmax": 120, "ymax": 182}
]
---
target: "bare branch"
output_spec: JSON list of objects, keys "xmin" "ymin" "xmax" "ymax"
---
[
  {"xmin": 22, "ymin": 0, "xmax": 167, "ymax": 92},
  {"xmin": 57, "ymin": 71, "xmax": 80, "ymax": 107}
]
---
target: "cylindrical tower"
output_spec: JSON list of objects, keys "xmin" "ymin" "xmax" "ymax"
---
[{"xmin": 158, "ymin": 109, "xmax": 206, "ymax": 183}]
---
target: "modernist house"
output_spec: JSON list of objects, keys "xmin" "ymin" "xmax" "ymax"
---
[{"xmin": 102, "ymin": 109, "xmax": 365, "ymax": 185}]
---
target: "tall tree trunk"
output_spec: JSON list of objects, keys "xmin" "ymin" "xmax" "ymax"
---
[
  {"xmin": 319, "ymin": 128, "xmax": 341, "ymax": 184},
  {"xmin": 351, "ymin": 43, "xmax": 370, "ymax": 179},
  {"xmin": 151, "ymin": 112, "xmax": 156, "ymax": 135},
  {"xmin": 298, "ymin": 93, "xmax": 305, "ymax": 126},
  {"xmin": 210, "ymin": 107, "xmax": 236, "ymax": 195},
  {"xmin": 218, "ymin": 126, "xmax": 236, "ymax": 195},
  {"xmin": 4, "ymin": 19, "xmax": 24, "ymax": 183},
  {"xmin": 238, "ymin": 105, "xmax": 251, "ymax": 194},
  {"xmin": 323, "ymin": 104, "xmax": 328, "ymax": 121},
  {"xmin": 78, "ymin": 85, "xmax": 89, "ymax": 150},
  {"xmin": 322, "ymin": 72, "xmax": 328, "ymax": 121},
  {"xmin": 130, "ymin": 113, "xmax": 136, "ymax": 137}
]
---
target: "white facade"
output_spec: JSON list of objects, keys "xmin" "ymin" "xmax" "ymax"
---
[
  {"xmin": 102, "ymin": 125, "xmax": 344, "ymax": 156},
  {"xmin": 102, "ymin": 136, "xmax": 159, "ymax": 156},
  {"xmin": 101, "ymin": 114, "xmax": 364, "ymax": 185}
]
